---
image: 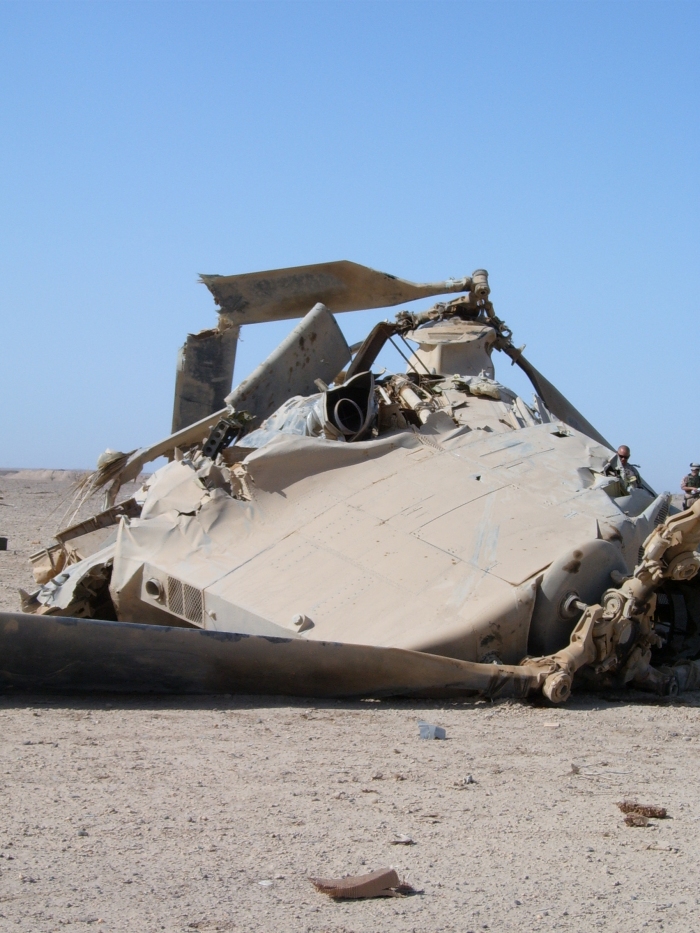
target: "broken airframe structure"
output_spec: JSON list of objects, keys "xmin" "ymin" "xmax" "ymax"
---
[{"xmin": 4, "ymin": 262, "xmax": 700, "ymax": 701}]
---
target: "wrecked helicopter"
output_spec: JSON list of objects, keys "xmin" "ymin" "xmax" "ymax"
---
[{"xmin": 4, "ymin": 261, "xmax": 700, "ymax": 703}]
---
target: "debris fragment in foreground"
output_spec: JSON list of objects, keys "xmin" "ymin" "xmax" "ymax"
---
[
  {"xmin": 418, "ymin": 720, "xmax": 446, "ymax": 740},
  {"xmin": 389, "ymin": 834, "xmax": 416, "ymax": 845},
  {"xmin": 454, "ymin": 775, "xmax": 476, "ymax": 787},
  {"xmin": 624, "ymin": 813, "xmax": 649, "ymax": 827},
  {"xmin": 309, "ymin": 867, "xmax": 419, "ymax": 899},
  {"xmin": 617, "ymin": 801, "xmax": 668, "ymax": 819}
]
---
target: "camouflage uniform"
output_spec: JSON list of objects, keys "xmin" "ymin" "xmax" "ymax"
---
[
  {"xmin": 682, "ymin": 471, "xmax": 700, "ymax": 509},
  {"xmin": 605, "ymin": 454, "xmax": 641, "ymax": 493}
]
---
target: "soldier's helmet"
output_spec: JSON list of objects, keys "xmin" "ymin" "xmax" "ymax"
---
[{"xmin": 690, "ymin": 463, "xmax": 700, "ymax": 470}]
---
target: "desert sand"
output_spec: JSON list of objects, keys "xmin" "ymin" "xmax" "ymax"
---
[{"xmin": 0, "ymin": 471, "xmax": 698, "ymax": 933}]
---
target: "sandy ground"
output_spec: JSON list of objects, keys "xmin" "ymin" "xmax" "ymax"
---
[{"xmin": 1, "ymin": 472, "xmax": 699, "ymax": 933}]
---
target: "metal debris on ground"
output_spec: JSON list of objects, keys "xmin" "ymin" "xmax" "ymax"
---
[
  {"xmin": 389, "ymin": 834, "xmax": 416, "ymax": 845},
  {"xmin": 418, "ymin": 720, "xmax": 446, "ymax": 740},
  {"xmin": 417, "ymin": 812, "xmax": 441, "ymax": 823},
  {"xmin": 617, "ymin": 801, "xmax": 668, "ymax": 819},
  {"xmin": 624, "ymin": 813, "xmax": 649, "ymax": 827},
  {"xmin": 309, "ymin": 867, "xmax": 419, "ymax": 899},
  {"xmin": 454, "ymin": 775, "xmax": 476, "ymax": 787}
]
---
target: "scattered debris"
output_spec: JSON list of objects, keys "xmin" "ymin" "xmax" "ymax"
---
[
  {"xmin": 454, "ymin": 775, "xmax": 476, "ymax": 788},
  {"xmin": 418, "ymin": 720, "xmax": 446, "ymax": 740},
  {"xmin": 389, "ymin": 834, "xmax": 416, "ymax": 845},
  {"xmin": 417, "ymin": 812, "xmax": 441, "ymax": 824},
  {"xmin": 617, "ymin": 801, "xmax": 668, "ymax": 819},
  {"xmin": 309, "ymin": 867, "xmax": 419, "ymax": 899},
  {"xmin": 258, "ymin": 879, "xmax": 273, "ymax": 886},
  {"xmin": 569, "ymin": 764, "xmax": 580, "ymax": 775},
  {"xmin": 624, "ymin": 813, "xmax": 649, "ymax": 827}
]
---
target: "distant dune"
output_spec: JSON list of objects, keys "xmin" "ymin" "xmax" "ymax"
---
[{"xmin": 0, "ymin": 469, "xmax": 88, "ymax": 482}]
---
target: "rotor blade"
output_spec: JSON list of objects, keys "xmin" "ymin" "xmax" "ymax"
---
[
  {"xmin": 223, "ymin": 301, "xmax": 350, "ymax": 418},
  {"xmin": 501, "ymin": 346, "xmax": 612, "ymax": 449},
  {"xmin": 199, "ymin": 261, "xmax": 471, "ymax": 324},
  {"xmin": 0, "ymin": 611, "xmax": 548, "ymax": 699},
  {"xmin": 171, "ymin": 321, "xmax": 239, "ymax": 433}
]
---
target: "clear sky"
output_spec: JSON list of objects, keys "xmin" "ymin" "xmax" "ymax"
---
[{"xmin": 0, "ymin": 1, "xmax": 698, "ymax": 494}]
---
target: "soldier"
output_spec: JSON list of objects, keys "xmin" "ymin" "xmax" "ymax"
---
[
  {"xmin": 681, "ymin": 463, "xmax": 700, "ymax": 510},
  {"xmin": 604, "ymin": 445, "xmax": 642, "ymax": 493}
]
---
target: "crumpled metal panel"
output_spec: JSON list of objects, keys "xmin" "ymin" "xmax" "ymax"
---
[{"xmin": 100, "ymin": 303, "xmax": 351, "ymax": 494}]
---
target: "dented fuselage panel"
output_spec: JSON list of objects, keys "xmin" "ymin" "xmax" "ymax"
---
[{"xmin": 104, "ymin": 418, "xmax": 661, "ymax": 664}]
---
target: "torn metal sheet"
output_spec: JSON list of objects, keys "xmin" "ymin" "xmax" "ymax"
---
[{"xmin": 309, "ymin": 868, "xmax": 418, "ymax": 899}]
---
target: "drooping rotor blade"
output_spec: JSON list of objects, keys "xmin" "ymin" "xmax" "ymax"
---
[
  {"xmin": 199, "ymin": 261, "xmax": 472, "ymax": 324},
  {"xmin": 0, "ymin": 611, "xmax": 550, "ymax": 699},
  {"xmin": 501, "ymin": 345, "xmax": 612, "ymax": 449},
  {"xmin": 171, "ymin": 321, "xmax": 239, "ymax": 433}
]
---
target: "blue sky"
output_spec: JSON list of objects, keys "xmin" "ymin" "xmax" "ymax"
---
[{"xmin": 0, "ymin": 1, "xmax": 698, "ymax": 494}]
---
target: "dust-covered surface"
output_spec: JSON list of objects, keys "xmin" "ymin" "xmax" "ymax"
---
[{"xmin": 1, "ymin": 474, "xmax": 700, "ymax": 933}]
